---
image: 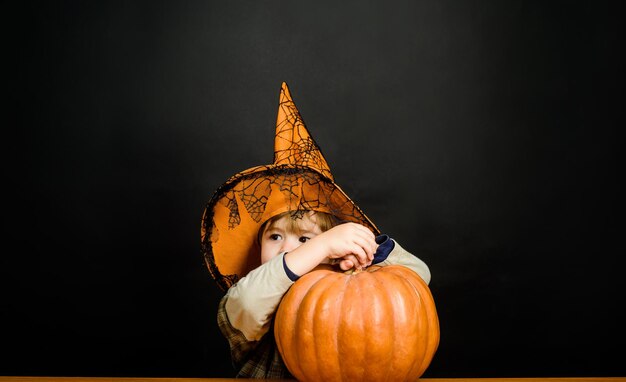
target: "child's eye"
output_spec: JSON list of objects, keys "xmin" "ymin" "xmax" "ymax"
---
[
  {"xmin": 269, "ymin": 234, "xmax": 282, "ymax": 241},
  {"xmin": 299, "ymin": 236, "xmax": 310, "ymax": 243}
]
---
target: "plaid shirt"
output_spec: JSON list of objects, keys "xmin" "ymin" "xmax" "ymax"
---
[{"xmin": 217, "ymin": 294, "xmax": 294, "ymax": 379}]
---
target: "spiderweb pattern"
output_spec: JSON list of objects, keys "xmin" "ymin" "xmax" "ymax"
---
[
  {"xmin": 201, "ymin": 166, "xmax": 378, "ymax": 290},
  {"xmin": 215, "ymin": 166, "xmax": 370, "ymax": 229},
  {"xmin": 273, "ymin": 85, "xmax": 334, "ymax": 181},
  {"xmin": 201, "ymin": 82, "xmax": 379, "ymax": 291}
]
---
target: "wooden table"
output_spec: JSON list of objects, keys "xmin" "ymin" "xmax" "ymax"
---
[{"xmin": 0, "ymin": 377, "xmax": 624, "ymax": 382}]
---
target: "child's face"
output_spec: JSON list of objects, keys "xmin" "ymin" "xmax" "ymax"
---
[{"xmin": 260, "ymin": 212, "xmax": 323, "ymax": 264}]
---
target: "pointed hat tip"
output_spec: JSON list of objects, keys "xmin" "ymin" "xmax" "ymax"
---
[{"xmin": 279, "ymin": 82, "xmax": 292, "ymax": 102}]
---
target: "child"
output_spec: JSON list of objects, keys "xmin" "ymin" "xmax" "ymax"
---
[{"xmin": 201, "ymin": 82, "xmax": 431, "ymax": 378}]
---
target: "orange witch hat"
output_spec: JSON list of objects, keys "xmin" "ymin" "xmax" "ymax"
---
[{"xmin": 201, "ymin": 82, "xmax": 379, "ymax": 291}]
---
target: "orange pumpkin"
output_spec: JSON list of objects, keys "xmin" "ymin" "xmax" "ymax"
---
[{"xmin": 274, "ymin": 264, "xmax": 439, "ymax": 382}]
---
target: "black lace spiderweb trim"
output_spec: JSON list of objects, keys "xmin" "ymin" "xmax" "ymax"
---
[{"xmin": 201, "ymin": 166, "xmax": 377, "ymax": 291}]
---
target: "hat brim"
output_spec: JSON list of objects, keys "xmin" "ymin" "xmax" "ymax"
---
[{"xmin": 201, "ymin": 164, "xmax": 379, "ymax": 291}]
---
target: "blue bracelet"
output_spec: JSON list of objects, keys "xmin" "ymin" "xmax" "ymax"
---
[{"xmin": 372, "ymin": 234, "xmax": 395, "ymax": 264}]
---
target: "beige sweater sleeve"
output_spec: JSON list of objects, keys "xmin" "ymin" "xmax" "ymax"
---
[
  {"xmin": 224, "ymin": 240, "xmax": 431, "ymax": 342},
  {"xmin": 224, "ymin": 253, "xmax": 294, "ymax": 341},
  {"xmin": 378, "ymin": 240, "xmax": 431, "ymax": 285}
]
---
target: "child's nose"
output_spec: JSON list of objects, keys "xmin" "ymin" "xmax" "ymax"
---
[{"xmin": 281, "ymin": 237, "xmax": 302, "ymax": 253}]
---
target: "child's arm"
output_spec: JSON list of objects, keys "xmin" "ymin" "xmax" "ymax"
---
[
  {"xmin": 283, "ymin": 222, "xmax": 378, "ymax": 276},
  {"xmin": 223, "ymin": 223, "xmax": 377, "ymax": 342},
  {"xmin": 224, "ymin": 254, "xmax": 293, "ymax": 341}
]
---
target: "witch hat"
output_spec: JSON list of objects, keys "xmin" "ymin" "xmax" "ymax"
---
[{"xmin": 201, "ymin": 82, "xmax": 379, "ymax": 291}]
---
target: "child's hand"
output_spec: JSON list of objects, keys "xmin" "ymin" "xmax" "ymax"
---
[{"xmin": 313, "ymin": 223, "xmax": 378, "ymax": 271}]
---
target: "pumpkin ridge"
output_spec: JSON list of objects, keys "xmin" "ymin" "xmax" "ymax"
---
[
  {"xmin": 278, "ymin": 269, "xmax": 335, "ymax": 379},
  {"xmin": 378, "ymin": 270, "xmax": 410, "ymax": 381},
  {"xmin": 296, "ymin": 270, "xmax": 343, "ymax": 380},
  {"xmin": 314, "ymin": 272, "xmax": 348, "ymax": 382},
  {"xmin": 336, "ymin": 271, "xmax": 367, "ymax": 381},
  {"xmin": 381, "ymin": 266, "xmax": 440, "ymax": 378},
  {"xmin": 366, "ymin": 270, "xmax": 395, "ymax": 381},
  {"xmin": 403, "ymin": 272, "xmax": 428, "ymax": 380},
  {"xmin": 406, "ymin": 269, "xmax": 435, "ymax": 380},
  {"xmin": 409, "ymin": 275, "xmax": 433, "ymax": 379},
  {"xmin": 413, "ymin": 274, "xmax": 439, "ymax": 377}
]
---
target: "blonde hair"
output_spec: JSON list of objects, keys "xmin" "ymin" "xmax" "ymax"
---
[{"xmin": 258, "ymin": 210, "xmax": 339, "ymax": 243}]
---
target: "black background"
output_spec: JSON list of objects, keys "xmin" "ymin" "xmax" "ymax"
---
[{"xmin": 4, "ymin": 0, "xmax": 625, "ymax": 378}]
